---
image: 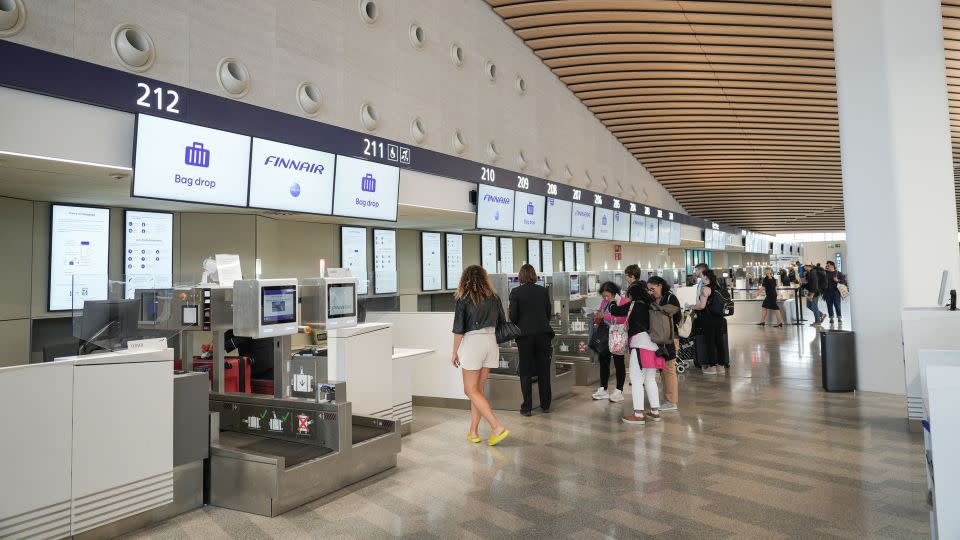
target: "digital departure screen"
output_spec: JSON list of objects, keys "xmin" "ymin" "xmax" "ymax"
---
[
  {"xmin": 476, "ymin": 183, "xmax": 515, "ymax": 231},
  {"xmin": 261, "ymin": 286, "xmax": 296, "ymax": 325},
  {"xmin": 327, "ymin": 283, "xmax": 357, "ymax": 318},
  {"xmin": 545, "ymin": 197, "xmax": 572, "ymax": 237}
]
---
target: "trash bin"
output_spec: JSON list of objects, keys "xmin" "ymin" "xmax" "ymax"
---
[{"xmin": 820, "ymin": 330, "xmax": 856, "ymax": 392}]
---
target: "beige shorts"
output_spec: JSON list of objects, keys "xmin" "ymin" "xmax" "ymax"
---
[{"xmin": 458, "ymin": 328, "xmax": 500, "ymax": 370}]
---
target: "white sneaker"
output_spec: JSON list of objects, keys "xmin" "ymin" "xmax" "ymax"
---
[
  {"xmin": 592, "ymin": 387, "xmax": 609, "ymax": 400},
  {"xmin": 660, "ymin": 400, "xmax": 678, "ymax": 412},
  {"xmin": 702, "ymin": 367, "xmax": 717, "ymax": 375},
  {"xmin": 609, "ymin": 389, "xmax": 624, "ymax": 402}
]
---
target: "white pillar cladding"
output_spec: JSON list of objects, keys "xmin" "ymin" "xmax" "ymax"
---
[{"xmin": 833, "ymin": 0, "xmax": 960, "ymax": 394}]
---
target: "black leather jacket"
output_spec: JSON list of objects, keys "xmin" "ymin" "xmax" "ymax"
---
[{"xmin": 452, "ymin": 296, "xmax": 501, "ymax": 334}]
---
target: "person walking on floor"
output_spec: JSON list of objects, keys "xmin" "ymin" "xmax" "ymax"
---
[
  {"xmin": 823, "ymin": 261, "xmax": 847, "ymax": 325},
  {"xmin": 508, "ymin": 264, "xmax": 554, "ymax": 416},
  {"xmin": 591, "ymin": 281, "xmax": 628, "ymax": 403},
  {"xmin": 608, "ymin": 267, "xmax": 664, "ymax": 425},
  {"xmin": 647, "ymin": 275, "xmax": 681, "ymax": 412},
  {"xmin": 758, "ymin": 267, "xmax": 784, "ymax": 327},
  {"xmin": 451, "ymin": 265, "xmax": 509, "ymax": 446},
  {"xmin": 803, "ymin": 263, "xmax": 825, "ymax": 326},
  {"xmin": 689, "ymin": 268, "xmax": 730, "ymax": 375}
]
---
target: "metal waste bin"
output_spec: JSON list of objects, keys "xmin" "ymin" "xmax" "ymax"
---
[{"xmin": 820, "ymin": 330, "xmax": 856, "ymax": 392}]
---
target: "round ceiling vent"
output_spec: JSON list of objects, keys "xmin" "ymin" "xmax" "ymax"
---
[
  {"xmin": 452, "ymin": 130, "xmax": 466, "ymax": 154},
  {"xmin": 450, "ymin": 42, "xmax": 464, "ymax": 67},
  {"xmin": 217, "ymin": 58, "xmax": 250, "ymax": 98},
  {"xmin": 409, "ymin": 23, "xmax": 425, "ymax": 49},
  {"xmin": 111, "ymin": 24, "xmax": 155, "ymax": 72},
  {"xmin": 410, "ymin": 117, "xmax": 426, "ymax": 144},
  {"xmin": 359, "ymin": 0, "xmax": 378, "ymax": 24},
  {"xmin": 0, "ymin": 0, "xmax": 26, "ymax": 36},
  {"xmin": 296, "ymin": 82, "xmax": 323, "ymax": 116},
  {"xmin": 360, "ymin": 102, "xmax": 379, "ymax": 131}
]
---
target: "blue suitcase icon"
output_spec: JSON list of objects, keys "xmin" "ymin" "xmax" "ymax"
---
[
  {"xmin": 526, "ymin": 202, "xmax": 535, "ymax": 215},
  {"xmin": 184, "ymin": 142, "xmax": 210, "ymax": 167},
  {"xmin": 361, "ymin": 173, "xmax": 376, "ymax": 193}
]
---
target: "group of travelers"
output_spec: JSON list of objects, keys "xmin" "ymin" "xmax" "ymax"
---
[
  {"xmin": 802, "ymin": 261, "xmax": 847, "ymax": 327},
  {"xmin": 448, "ymin": 260, "xmax": 736, "ymax": 443}
]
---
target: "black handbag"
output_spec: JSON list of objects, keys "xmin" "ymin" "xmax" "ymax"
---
[
  {"xmin": 495, "ymin": 300, "xmax": 522, "ymax": 344},
  {"xmin": 588, "ymin": 320, "xmax": 609, "ymax": 355}
]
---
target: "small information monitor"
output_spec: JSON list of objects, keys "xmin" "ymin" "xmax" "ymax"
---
[{"xmin": 232, "ymin": 278, "xmax": 299, "ymax": 338}]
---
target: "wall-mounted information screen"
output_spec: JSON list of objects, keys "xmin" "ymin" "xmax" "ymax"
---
[
  {"xmin": 481, "ymin": 235, "xmax": 498, "ymax": 272},
  {"xmin": 630, "ymin": 214, "xmax": 646, "ymax": 243},
  {"xmin": 645, "ymin": 217, "xmax": 659, "ymax": 244},
  {"xmin": 575, "ymin": 242, "xmax": 587, "ymax": 272},
  {"xmin": 594, "ymin": 208, "xmax": 614, "ymax": 240},
  {"xmin": 527, "ymin": 238, "xmax": 541, "ymax": 272},
  {"xmin": 340, "ymin": 226, "xmax": 368, "ymax": 295},
  {"xmin": 124, "ymin": 210, "xmax": 173, "ymax": 299},
  {"xmin": 704, "ymin": 229, "xmax": 714, "ymax": 250},
  {"xmin": 248, "ymin": 137, "xmax": 336, "ymax": 214},
  {"xmin": 571, "ymin": 202, "xmax": 594, "ymax": 238},
  {"xmin": 476, "ymin": 184, "xmax": 515, "ymax": 231},
  {"xmin": 373, "ymin": 229, "xmax": 397, "ymax": 294},
  {"xmin": 333, "ymin": 155, "xmax": 400, "ymax": 221},
  {"xmin": 658, "ymin": 219, "xmax": 671, "ymax": 245},
  {"xmin": 542, "ymin": 240, "xmax": 554, "ymax": 274},
  {"xmin": 671, "ymin": 221, "xmax": 682, "ymax": 246},
  {"xmin": 513, "ymin": 191, "xmax": 546, "ymax": 234},
  {"xmin": 499, "ymin": 237, "xmax": 514, "ymax": 273},
  {"xmin": 545, "ymin": 197, "xmax": 572, "ymax": 237},
  {"xmin": 563, "ymin": 241, "xmax": 575, "ymax": 272},
  {"xmin": 446, "ymin": 233, "xmax": 463, "ymax": 290},
  {"xmin": 50, "ymin": 204, "xmax": 111, "ymax": 311},
  {"xmin": 613, "ymin": 211, "xmax": 630, "ymax": 242},
  {"xmin": 421, "ymin": 232, "xmax": 443, "ymax": 291},
  {"xmin": 133, "ymin": 114, "xmax": 251, "ymax": 207}
]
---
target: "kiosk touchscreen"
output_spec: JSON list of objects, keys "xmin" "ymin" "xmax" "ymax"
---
[
  {"xmin": 569, "ymin": 273, "xmax": 581, "ymax": 300},
  {"xmin": 233, "ymin": 279, "xmax": 299, "ymax": 339},
  {"xmin": 301, "ymin": 271, "xmax": 360, "ymax": 330}
]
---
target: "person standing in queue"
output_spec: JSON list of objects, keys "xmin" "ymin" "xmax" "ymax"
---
[
  {"xmin": 647, "ymin": 276, "xmax": 681, "ymax": 412},
  {"xmin": 609, "ymin": 265, "xmax": 663, "ymax": 425},
  {"xmin": 689, "ymin": 268, "xmax": 729, "ymax": 375},
  {"xmin": 509, "ymin": 264, "xmax": 554, "ymax": 416},
  {"xmin": 758, "ymin": 267, "xmax": 784, "ymax": 327},
  {"xmin": 591, "ymin": 281, "xmax": 628, "ymax": 403},
  {"xmin": 823, "ymin": 261, "xmax": 847, "ymax": 325},
  {"xmin": 803, "ymin": 263, "xmax": 825, "ymax": 326},
  {"xmin": 451, "ymin": 265, "xmax": 509, "ymax": 446}
]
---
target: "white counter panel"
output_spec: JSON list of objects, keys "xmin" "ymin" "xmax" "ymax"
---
[{"xmin": 901, "ymin": 308, "xmax": 960, "ymax": 417}]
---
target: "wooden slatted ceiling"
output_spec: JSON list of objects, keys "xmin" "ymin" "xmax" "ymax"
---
[{"xmin": 488, "ymin": 0, "xmax": 958, "ymax": 232}]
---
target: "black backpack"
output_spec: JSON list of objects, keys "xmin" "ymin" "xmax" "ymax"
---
[
  {"xmin": 708, "ymin": 286, "xmax": 735, "ymax": 317},
  {"xmin": 815, "ymin": 267, "xmax": 828, "ymax": 294}
]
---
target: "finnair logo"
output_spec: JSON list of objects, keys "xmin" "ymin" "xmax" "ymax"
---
[
  {"xmin": 263, "ymin": 156, "xmax": 325, "ymax": 174},
  {"xmin": 575, "ymin": 210, "xmax": 591, "ymax": 218},
  {"xmin": 290, "ymin": 183, "xmax": 301, "ymax": 197},
  {"xmin": 483, "ymin": 194, "xmax": 511, "ymax": 205}
]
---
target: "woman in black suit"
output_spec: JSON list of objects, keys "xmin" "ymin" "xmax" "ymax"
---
[{"xmin": 508, "ymin": 264, "xmax": 554, "ymax": 416}]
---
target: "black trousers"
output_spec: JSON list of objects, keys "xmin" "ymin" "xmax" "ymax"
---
[
  {"xmin": 517, "ymin": 334, "xmax": 553, "ymax": 412},
  {"xmin": 597, "ymin": 351, "xmax": 625, "ymax": 391},
  {"xmin": 700, "ymin": 315, "xmax": 729, "ymax": 368}
]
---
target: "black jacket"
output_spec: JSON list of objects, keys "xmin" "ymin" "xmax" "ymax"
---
[
  {"xmin": 508, "ymin": 283, "xmax": 553, "ymax": 337},
  {"xmin": 805, "ymin": 268, "xmax": 822, "ymax": 295},
  {"xmin": 452, "ymin": 296, "xmax": 500, "ymax": 334},
  {"xmin": 608, "ymin": 282, "xmax": 651, "ymax": 337}
]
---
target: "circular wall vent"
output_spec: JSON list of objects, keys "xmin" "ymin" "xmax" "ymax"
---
[
  {"xmin": 562, "ymin": 165, "xmax": 573, "ymax": 181},
  {"xmin": 450, "ymin": 42, "xmax": 464, "ymax": 67},
  {"xmin": 111, "ymin": 24, "xmax": 155, "ymax": 71},
  {"xmin": 359, "ymin": 0, "xmax": 378, "ymax": 24},
  {"xmin": 217, "ymin": 58, "xmax": 250, "ymax": 98},
  {"xmin": 486, "ymin": 140, "xmax": 500, "ymax": 162},
  {"xmin": 410, "ymin": 117, "xmax": 426, "ymax": 144},
  {"xmin": 515, "ymin": 75, "xmax": 526, "ymax": 95},
  {"xmin": 452, "ymin": 130, "xmax": 466, "ymax": 154},
  {"xmin": 0, "ymin": 0, "xmax": 26, "ymax": 36},
  {"xmin": 484, "ymin": 60, "xmax": 496, "ymax": 81},
  {"xmin": 517, "ymin": 150, "xmax": 527, "ymax": 170},
  {"xmin": 542, "ymin": 158, "xmax": 552, "ymax": 177},
  {"xmin": 360, "ymin": 102, "xmax": 379, "ymax": 131},
  {"xmin": 409, "ymin": 23, "xmax": 425, "ymax": 49},
  {"xmin": 297, "ymin": 82, "xmax": 322, "ymax": 116}
]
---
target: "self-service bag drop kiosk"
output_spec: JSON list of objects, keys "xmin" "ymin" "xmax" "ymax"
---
[
  {"xmin": 483, "ymin": 273, "xmax": 573, "ymax": 411},
  {"xmin": 551, "ymin": 271, "xmax": 606, "ymax": 386}
]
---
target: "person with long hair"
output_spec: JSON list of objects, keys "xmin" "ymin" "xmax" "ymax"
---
[
  {"xmin": 591, "ymin": 281, "xmax": 628, "ymax": 402},
  {"xmin": 509, "ymin": 264, "xmax": 554, "ymax": 416},
  {"xmin": 451, "ymin": 265, "xmax": 509, "ymax": 446},
  {"xmin": 690, "ymin": 268, "xmax": 729, "ymax": 375},
  {"xmin": 757, "ymin": 267, "xmax": 784, "ymax": 327},
  {"xmin": 647, "ymin": 275, "xmax": 681, "ymax": 411},
  {"xmin": 609, "ymin": 267, "xmax": 663, "ymax": 425}
]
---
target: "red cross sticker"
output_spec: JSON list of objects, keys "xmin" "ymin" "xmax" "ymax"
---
[{"xmin": 296, "ymin": 414, "xmax": 312, "ymax": 434}]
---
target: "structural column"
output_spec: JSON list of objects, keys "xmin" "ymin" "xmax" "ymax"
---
[{"xmin": 833, "ymin": 0, "xmax": 960, "ymax": 393}]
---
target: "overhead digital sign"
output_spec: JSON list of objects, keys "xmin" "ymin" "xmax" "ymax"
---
[
  {"xmin": 594, "ymin": 208, "xmax": 614, "ymax": 240},
  {"xmin": 613, "ymin": 211, "xmax": 630, "ymax": 242},
  {"xmin": 476, "ymin": 184, "xmax": 515, "ymax": 231},
  {"xmin": 630, "ymin": 214, "xmax": 646, "ymax": 243},
  {"xmin": 545, "ymin": 197, "xmax": 572, "ymax": 237},
  {"xmin": 333, "ymin": 155, "xmax": 400, "ymax": 221},
  {"xmin": 570, "ymin": 202, "xmax": 594, "ymax": 239},
  {"xmin": 248, "ymin": 137, "xmax": 335, "ymax": 214},
  {"xmin": 512, "ymin": 191, "xmax": 546, "ymax": 234}
]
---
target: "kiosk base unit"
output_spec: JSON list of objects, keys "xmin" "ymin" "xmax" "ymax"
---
[{"xmin": 207, "ymin": 392, "xmax": 400, "ymax": 517}]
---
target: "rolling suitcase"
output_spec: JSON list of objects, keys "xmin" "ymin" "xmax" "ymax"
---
[{"xmin": 191, "ymin": 356, "xmax": 252, "ymax": 393}]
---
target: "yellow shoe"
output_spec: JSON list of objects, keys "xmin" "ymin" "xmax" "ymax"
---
[
  {"xmin": 488, "ymin": 429, "xmax": 510, "ymax": 447},
  {"xmin": 467, "ymin": 433, "xmax": 481, "ymax": 443}
]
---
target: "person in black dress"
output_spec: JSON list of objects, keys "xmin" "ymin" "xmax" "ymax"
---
[
  {"xmin": 758, "ymin": 267, "xmax": 784, "ymax": 327},
  {"xmin": 508, "ymin": 264, "xmax": 554, "ymax": 416}
]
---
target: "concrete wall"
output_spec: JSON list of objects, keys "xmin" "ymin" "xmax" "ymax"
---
[{"xmin": 3, "ymin": 0, "xmax": 682, "ymax": 212}]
